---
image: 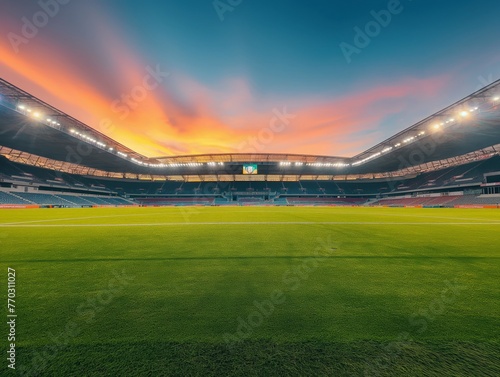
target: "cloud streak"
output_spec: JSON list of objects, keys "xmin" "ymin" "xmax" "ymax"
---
[{"xmin": 0, "ymin": 5, "xmax": 450, "ymax": 158}]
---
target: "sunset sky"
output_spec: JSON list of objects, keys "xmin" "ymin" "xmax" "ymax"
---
[{"xmin": 1, "ymin": 0, "xmax": 500, "ymax": 157}]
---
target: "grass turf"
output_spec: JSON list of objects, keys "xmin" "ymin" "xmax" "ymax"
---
[{"xmin": 1, "ymin": 206, "xmax": 499, "ymax": 376}]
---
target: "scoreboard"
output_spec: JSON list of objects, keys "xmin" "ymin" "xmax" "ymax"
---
[{"xmin": 242, "ymin": 164, "xmax": 258, "ymax": 174}]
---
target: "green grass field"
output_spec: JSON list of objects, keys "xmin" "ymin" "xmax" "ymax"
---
[{"xmin": 1, "ymin": 206, "xmax": 499, "ymax": 376}]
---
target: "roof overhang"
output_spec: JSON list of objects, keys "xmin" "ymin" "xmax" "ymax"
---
[{"xmin": 1, "ymin": 77, "xmax": 500, "ymax": 176}]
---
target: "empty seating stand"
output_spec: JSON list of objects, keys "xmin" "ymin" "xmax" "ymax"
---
[
  {"xmin": 136, "ymin": 197, "xmax": 215, "ymax": 206},
  {"xmin": 0, "ymin": 191, "xmax": 136, "ymax": 207},
  {"xmin": 0, "ymin": 191, "xmax": 32, "ymax": 205},
  {"xmin": 285, "ymin": 197, "xmax": 366, "ymax": 205},
  {"xmin": 373, "ymin": 195, "xmax": 500, "ymax": 207},
  {"xmin": 15, "ymin": 192, "xmax": 68, "ymax": 206}
]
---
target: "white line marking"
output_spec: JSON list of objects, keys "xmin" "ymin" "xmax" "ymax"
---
[
  {"xmin": 1, "ymin": 222, "xmax": 500, "ymax": 227},
  {"xmin": 0, "ymin": 211, "xmax": 185, "ymax": 225},
  {"xmin": 0, "ymin": 209, "xmax": 291, "ymax": 225},
  {"xmin": 1, "ymin": 207, "xmax": 498, "ymax": 226}
]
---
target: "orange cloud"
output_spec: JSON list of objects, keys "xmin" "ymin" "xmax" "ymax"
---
[{"xmin": 0, "ymin": 8, "xmax": 450, "ymax": 158}]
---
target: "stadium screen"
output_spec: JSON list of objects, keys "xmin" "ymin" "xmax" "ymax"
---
[{"xmin": 242, "ymin": 164, "xmax": 258, "ymax": 174}]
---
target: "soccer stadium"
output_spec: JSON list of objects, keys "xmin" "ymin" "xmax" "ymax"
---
[
  {"xmin": 1, "ymin": 77, "xmax": 500, "ymax": 209},
  {"xmin": 1, "ymin": 1, "xmax": 500, "ymax": 376}
]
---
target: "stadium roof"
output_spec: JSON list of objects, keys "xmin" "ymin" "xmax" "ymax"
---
[{"xmin": 1, "ymin": 77, "xmax": 499, "ymax": 177}]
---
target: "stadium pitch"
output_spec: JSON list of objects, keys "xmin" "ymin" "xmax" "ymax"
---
[{"xmin": 1, "ymin": 206, "xmax": 499, "ymax": 376}]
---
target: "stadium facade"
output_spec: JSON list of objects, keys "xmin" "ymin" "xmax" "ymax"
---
[{"xmin": 1, "ymin": 77, "xmax": 499, "ymax": 208}]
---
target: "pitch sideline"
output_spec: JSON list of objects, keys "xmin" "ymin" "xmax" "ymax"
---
[{"xmin": 1, "ymin": 221, "xmax": 500, "ymax": 227}]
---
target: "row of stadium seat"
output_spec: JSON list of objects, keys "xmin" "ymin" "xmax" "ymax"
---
[
  {"xmin": 135, "ymin": 197, "xmax": 215, "ymax": 206},
  {"xmin": 2, "ymin": 189, "xmax": 498, "ymax": 208},
  {"xmin": 1, "ymin": 153, "xmax": 499, "ymax": 208},
  {"xmin": 1, "ymin": 155, "xmax": 498, "ymax": 197},
  {"xmin": 286, "ymin": 197, "xmax": 367, "ymax": 205},
  {"xmin": 134, "ymin": 196, "xmax": 370, "ymax": 206},
  {"xmin": 0, "ymin": 191, "xmax": 31, "ymax": 205},
  {"xmin": 389, "ymin": 157, "xmax": 499, "ymax": 192},
  {"xmin": 0, "ymin": 191, "xmax": 135, "ymax": 206},
  {"xmin": 372, "ymin": 194, "xmax": 500, "ymax": 207}
]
